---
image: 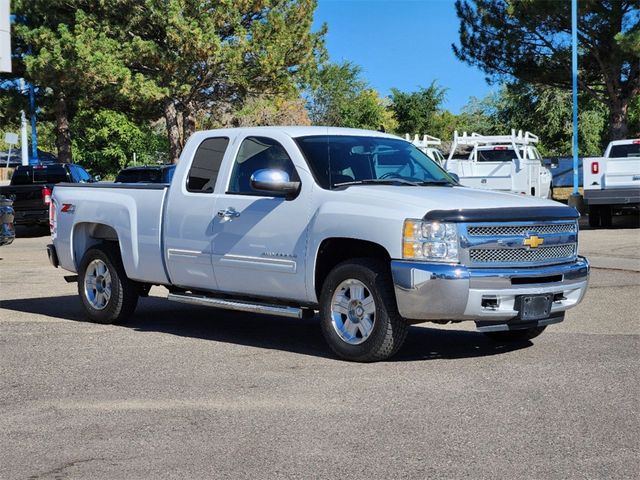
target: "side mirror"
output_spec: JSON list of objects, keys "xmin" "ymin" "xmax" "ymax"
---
[
  {"xmin": 250, "ymin": 169, "xmax": 300, "ymax": 198},
  {"xmin": 550, "ymin": 158, "xmax": 559, "ymax": 168},
  {"xmin": 447, "ymin": 171, "xmax": 460, "ymax": 183}
]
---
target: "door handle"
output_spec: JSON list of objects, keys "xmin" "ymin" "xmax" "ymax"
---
[{"xmin": 217, "ymin": 207, "xmax": 240, "ymax": 219}]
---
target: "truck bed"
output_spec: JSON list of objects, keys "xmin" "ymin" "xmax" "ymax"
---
[{"xmin": 52, "ymin": 183, "xmax": 171, "ymax": 285}]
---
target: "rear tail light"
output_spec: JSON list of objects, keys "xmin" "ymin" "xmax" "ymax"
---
[
  {"xmin": 633, "ymin": 140, "xmax": 640, "ymax": 145},
  {"xmin": 49, "ymin": 199, "xmax": 56, "ymax": 236},
  {"xmin": 591, "ymin": 162, "xmax": 599, "ymax": 174},
  {"xmin": 42, "ymin": 186, "xmax": 52, "ymax": 205}
]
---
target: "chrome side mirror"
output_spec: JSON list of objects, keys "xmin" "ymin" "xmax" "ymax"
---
[{"xmin": 250, "ymin": 169, "xmax": 300, "ymax": 198}]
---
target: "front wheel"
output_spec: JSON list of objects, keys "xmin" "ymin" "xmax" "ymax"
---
[
  {"xmin": 78, "ymin": 244, "xmax": 139, "ymax": 324},
  {"xmin": 319, "ymin": 259, "xmax": 408, "ymax": 362},
  {"xmin": 483, "ymin": 326, "xmax": 546, "ymax": 343}
]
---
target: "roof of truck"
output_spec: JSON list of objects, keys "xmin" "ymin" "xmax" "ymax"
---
[{"xmin": 191, "ymin": 126, "xmax": 402, "ymax": 140}]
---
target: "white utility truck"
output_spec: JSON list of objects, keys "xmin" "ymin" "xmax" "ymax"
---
[
  {"xmin": 444, "ymin": 130, "xmax": 553, "ymax": 199},
  {"xmin": 583, "ymin": 139, "xmax": 640, "ymax": 227},
  {"xmin": 405, "ymin": 134, "xmax": 446, "ymax": 164},
  {"xmin": 47, "ymin": 127, "xmax": 589, "ymax": 362}
]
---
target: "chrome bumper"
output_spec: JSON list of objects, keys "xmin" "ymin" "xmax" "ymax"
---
[{"xmin": 391, "ymin": 256, "xmax": 589, "ymax": 322}]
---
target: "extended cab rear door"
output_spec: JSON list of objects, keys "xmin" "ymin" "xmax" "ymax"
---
[
  {"xmin": 164, "ymin": 136, "xmax": 231, "ymax": 291},
  {"xmin": 209, "ymin": 132, "xmax": 311, "ymax": 302}
]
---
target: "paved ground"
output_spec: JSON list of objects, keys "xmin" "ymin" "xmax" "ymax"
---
[{"xmin": 1, "ymin": 219, "xmax": 639, "ymax": 479}]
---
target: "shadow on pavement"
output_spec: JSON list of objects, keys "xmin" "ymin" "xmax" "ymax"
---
[{"xmin": 0, "ymin": 294, "xmax": 532, "ymax": 362}]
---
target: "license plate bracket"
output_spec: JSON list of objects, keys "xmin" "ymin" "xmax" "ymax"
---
[{"xmin": 516, "ymin": 294, "xmax": 553, "ymax": 321}]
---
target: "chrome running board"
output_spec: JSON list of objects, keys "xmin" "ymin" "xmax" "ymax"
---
[{"xmin": 167, "ymin": 292, "xmax": 303, "ymax": 319}]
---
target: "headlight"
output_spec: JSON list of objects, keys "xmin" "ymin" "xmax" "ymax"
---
[{"xmin": 403, "ymin": 219, "xmax": 459, "ymax": 262}]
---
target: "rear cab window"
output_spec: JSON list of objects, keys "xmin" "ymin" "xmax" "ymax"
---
[
  {"xmin": 10, "ymin": 165, "xmax": 69, "ymax": 185},
  {"xmin": 610, "ymin": 143, "xmax": 640, "ymax": 158},
  {"xmin": 186, "ymin": 137, "xmax": 230, "ymax": 193}
]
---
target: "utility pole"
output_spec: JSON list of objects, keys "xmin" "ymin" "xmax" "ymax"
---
[
  {"xmin": 568, "ymin": 0, "xmax": 584, "ymax": 212},
  {"xmin": 19, "ymin": 79, "xmax": 28, "ymax": 166}
]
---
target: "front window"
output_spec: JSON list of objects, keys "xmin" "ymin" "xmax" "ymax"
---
[{"xmin": 295, "ymin": 135, "xmax": 455, "ymax": 189}]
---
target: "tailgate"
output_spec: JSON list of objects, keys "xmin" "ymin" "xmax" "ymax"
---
[
  {"xmin": 0, "ymin": 185, "xmax": 46, "ymax": 210},
  {"xmin": 604, "ymin": 157, "xmax": 640, "ymax": 189}
]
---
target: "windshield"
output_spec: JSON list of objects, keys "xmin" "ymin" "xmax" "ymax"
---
[{"xmin": 295, "ymin": 135, "xmax": 456, "ymax": 189}]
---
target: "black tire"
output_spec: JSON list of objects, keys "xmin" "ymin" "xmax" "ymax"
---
[
  {"xmin": 77, "ymin": 243, "xmax": 139, "ymax": 324},
  {"xmin": 600, "ymin": 205, "xmax": 613, "ymax": 227},
  {"xmin": 483, "ymin": 326, "xmax": 546, "ymax": 343},
  {"xmin": 588, "ymin": 205, "xmax": 601, "ymax": 228},
  {"xmin": 319, "ymin": 258, "xmax": 408, "ymax": 362}
]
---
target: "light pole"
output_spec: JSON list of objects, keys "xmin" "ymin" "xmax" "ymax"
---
[{"xmin": 568, "ymin": 0, "xmax": 584, "ymax": 212}]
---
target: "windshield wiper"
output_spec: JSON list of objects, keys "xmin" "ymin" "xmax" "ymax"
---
[
  {"xmin": 417, "ymin": 180, "xmax": 454, "ymax": 186},
  {"xmin": 333, "ymin": 178, "xmax": 421, "ymax": 187}
]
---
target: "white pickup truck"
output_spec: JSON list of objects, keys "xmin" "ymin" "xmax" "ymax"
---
[
  {"xmin": 583, "ymin": 139, "xmax": 640, "ymax": 227},
  {"xmin": 444, "ymin": 130, "xmax": 553, "ymax": 199},
  {"xmin": 47, "ymin": 127, "xmax": 589, "ymax": 362}
]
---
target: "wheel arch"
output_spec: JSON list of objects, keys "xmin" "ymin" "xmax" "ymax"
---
[
  {"xmin": 72, "ymin": 222, "xmax": 122, "ymax": 271},
  {"xmin": 313, "ymin": 237, "xmax": 391, "ymax": 301}
]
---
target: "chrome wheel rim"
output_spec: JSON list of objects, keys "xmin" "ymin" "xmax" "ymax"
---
[
  {"xmin": 331, "ymin": 279, "xmax": 376, "ymax": 345},
  {"xmin": 84, "ymin": 259, "xmax": 112, "ymax": 310}
]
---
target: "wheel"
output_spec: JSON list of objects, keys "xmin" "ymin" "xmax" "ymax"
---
[
  {"xmin": 319, "ymin": 258, "xmax": 408, "ymax": 362},
  {"xmin": 588, "ymin": 205, "xmax": 601, "ymax": 227},
  {"xmin": 600, "ymin": 205, "xmax": 613, "ymax": 227},
  {"xmin": 78, "ymin": 244, "xmax": 139, "ymax": 324},
  {"xmin": 483, "ymin": 326, "xmax": 546, "ymax": 342}
]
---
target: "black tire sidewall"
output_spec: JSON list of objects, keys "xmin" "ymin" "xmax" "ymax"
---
[
  {"xmin": 319, "ymin": 259, "xmax": 404, "ymax": 361},
  {"xmin": 78, "ymin": 244, "xmax": 136, "ymax": 324}
]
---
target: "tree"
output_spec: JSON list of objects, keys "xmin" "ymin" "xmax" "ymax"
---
[
  {"xmin": 72, "ymin": 109, "xmax": 168, "ymax": 177},
  {"xmin": 9, "ymin": 1, "xmax": 163, "ymax": 162},
  {"xmin": 306, "ymin": 61, "xmax": 397, "ymax": 131},
  {"xmin": 454, "ymin": 0, "xmax": 640, "ymax": 140},
  {"xmin": 120, "ymin": 0, "xmax": 325, "ymax": 162},
  {"xmin": 389, "ymin": 83, "xmax": 447, "ymax": 136},
  {"xmin": 457, "ymin": 84, "xmax": 608, "ymax": 156}
]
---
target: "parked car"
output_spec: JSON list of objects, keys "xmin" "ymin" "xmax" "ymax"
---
[
  {"xmin": 47, "ymin": 127, "xmax": 589, "ymax": 362},
  {"xmin": 0, "ymin": 163, "xmax": 96, "ymax": 228},
  {"xmin": 0, "ymin": 195, "xmax": 15, "ymax": 246},
  {"xmin": 444, "ymin": 130, "xmax": 553, "ymax": 199},
  {"xmin": 115, "ymin": 164, "xmax": 176, "ymax": 184},
  {"xmin": 583, "ymin": 139, "xmax": 640, "ymax": 227}
]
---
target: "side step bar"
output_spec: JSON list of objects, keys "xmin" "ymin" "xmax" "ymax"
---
[{"xmin": 167, "ymin": 292, "xmax": 303, "ymax": 319}]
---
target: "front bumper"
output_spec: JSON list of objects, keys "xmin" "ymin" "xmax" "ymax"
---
[{"xmin": 391, "ymin": 256, "xmax": 589, "ymax": 323}]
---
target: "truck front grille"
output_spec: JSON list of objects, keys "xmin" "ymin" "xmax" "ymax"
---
[
  {"xmin": 467, "ymin": 223, "xmax": 576, "ymax": 236},
  {"xmin": 461, "ymin": 220, "xmax": 578, "ymax": 267},
  {"xmin": 469, "ymin": 244, "xmax": 576, "ymax": 264}
]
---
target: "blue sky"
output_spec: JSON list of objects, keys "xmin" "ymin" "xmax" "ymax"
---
[{"xmin": 312, "ymin": 0, "xmax": 494, "ymax": 113}]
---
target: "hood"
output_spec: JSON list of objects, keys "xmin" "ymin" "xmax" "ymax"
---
[{"xmin": 340, "ymin": 185, "xmax": 565, "ymax": 215}]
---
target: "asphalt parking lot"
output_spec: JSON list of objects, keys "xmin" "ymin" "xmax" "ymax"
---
[{"xmin": 1, "ymin": 219, "xmax": 639, "ymax": 479}]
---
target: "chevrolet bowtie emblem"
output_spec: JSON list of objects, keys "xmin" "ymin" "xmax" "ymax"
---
[{"xmin": 523, "ymin": 235, "xmax": 544, "ymax": 248}]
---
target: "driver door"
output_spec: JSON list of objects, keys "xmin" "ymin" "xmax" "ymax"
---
[{"xmin": 210, "ymin": 134, "xmax": 311, "ymax": 301}]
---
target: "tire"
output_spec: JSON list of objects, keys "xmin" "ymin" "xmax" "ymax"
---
[
  {"xmin": 588, "ymin": 205, "xmax": 601, "ymax": 228},
  {"xmin": 77, "ymin": 243, "xmax": 139, "ymax": 324},
  {"xmin": 319, "ymin": 258, "xmax": 408, "ymax": 362},
  {"xmin": 600, "ymin": 205, "xmax": 613, "ymax": 227},
  {"xmin": 483, "ymin": 326, "xmax": 546, "ymax": 343}
]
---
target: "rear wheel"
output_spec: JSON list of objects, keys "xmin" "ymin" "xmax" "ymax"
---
[
  {"xmin": 319, "ymin": 258, "xmax": 408, "ymax": 362},
  {"xmin": 483, "ymin": 326, "xmax": 546, "ymax": 342},
  {"xmin": 588, "ymin": 205, "xmax": 601, "ymax": 227},
  {"xmin": 78, "ymin": 244, "xmax": 138, "ymax": 324}
]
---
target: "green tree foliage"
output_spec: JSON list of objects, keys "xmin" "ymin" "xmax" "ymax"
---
[
  {"xmin": 306, "ymin": 61, "xmax": 397, "ymax": 131},
  {"xmin": 458, "ymin": 84, "xmax": 608, "ymax": 156},
  {"xmin": 9, "ymin": 1, "xmax": 163, "ymax": 162},
  {"xmin": 118, "ymin": 0, "xmax": 326, "ymax": 162},
  {"xmin": 72, "ymin": 109, "xmax": 168, "ymax": 177},
  {"xmin": 454, "ymin": 0, "xmax": 640, "ymax": 140},
  {"xmin": 389, "ymin": 83, "xmax": 447, "ymax": 136},
  {"xmin": 7, "ymin": 0, "xmax": 325, "ymax": 163}
]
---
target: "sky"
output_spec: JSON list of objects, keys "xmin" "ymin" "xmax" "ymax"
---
[{"xmin": 312, "ymin": 0, "xmax": 494, "ymax": 114}]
